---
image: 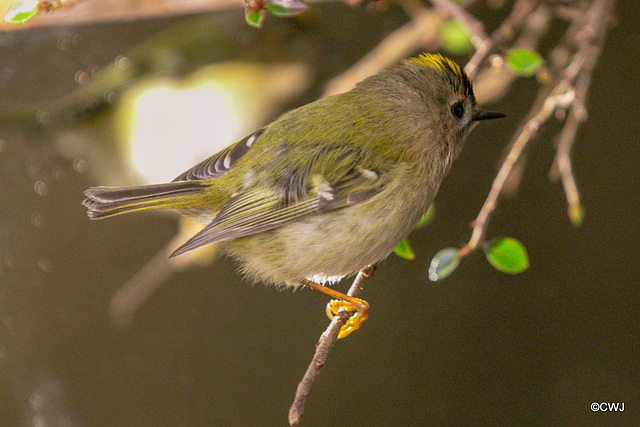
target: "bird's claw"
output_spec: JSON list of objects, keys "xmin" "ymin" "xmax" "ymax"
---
[{"xmin": 326, "ymin": 298, "xmax": 369, "ymax": 339}]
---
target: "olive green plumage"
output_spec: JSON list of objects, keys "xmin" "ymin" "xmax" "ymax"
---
[{"xmin": 84, "ymin": 53, "xmax": 503, "ymax": 288}]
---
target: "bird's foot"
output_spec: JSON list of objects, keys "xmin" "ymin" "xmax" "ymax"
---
[{"xmin": 326, "ymin": 297, "xmax": 369, "ymax": 339}]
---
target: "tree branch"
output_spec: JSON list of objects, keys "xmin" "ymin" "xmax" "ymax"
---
[
  {"xmin": 549, "ymin": 0, "xmax": 611, "ymax": 225},
  {"xmin": 288, "ymin": 265, "xmax": 375, "ymax": 426},
  {"xmin": 472, "ymin": 3, "xmax": 552, "ymax": 105},
  {"xmin": 549, "ymin": 74, "xmax": 588, "ymax": 226},
  {"xmin": 37, "ymin": 0, "xmax": 86, "ymax": 11},
  {"xmin": 461, "ymin": 0, "xmax": 615, "ymax": 255},
  {"xmin": 465, "ymin": 0, "xmax": 543, "ymax": 80},
  {"xmin": 462, "ymin": 82, "xmax": 577, "ymax": 254}
]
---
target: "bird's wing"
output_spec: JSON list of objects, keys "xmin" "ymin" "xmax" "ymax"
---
[
  {"xmin": 170, "ymin": 147, "xmax": 390, "ymax": 257},
  {"xmin": 172, "ymin": 128, "xmax": 266, "ymax": 182}
]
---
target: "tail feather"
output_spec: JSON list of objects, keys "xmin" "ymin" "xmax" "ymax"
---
[{"xmin": 83, "ymin": 181, "xmax": 208, "ymax": 219}]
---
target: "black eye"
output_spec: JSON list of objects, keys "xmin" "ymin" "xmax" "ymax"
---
[{"xmin": 450, "ymin": 101, "xmax": 465, "ymax": 120}]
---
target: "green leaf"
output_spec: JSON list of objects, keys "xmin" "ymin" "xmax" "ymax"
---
[
  {"xmin": 4, "ymin": 0, "xmax": 39, "ymax": 24},
  {"xmin": 506, "ymin": 49, "xmax": 544, "ymax": 77},
  {"xmin": 485, "ymin": 237, "xmax": 529, "ymax": 274},
  {"xmin": 440, "ymin": 19, "xmax": 473, "ymax": 56},
  {"xmin": 415, "ymin": 204, "xmax": 436, "ymax": 229},
  {"xmin": 394, "ymin": 239, "xmax": 416, "ymax": 261},
  {"xmin": 245, "ymin": 9, "xmax": 265, "ymax": 28},
  {"xmin": 265, "ymin": 3, "xmax": 288, "ymax": 16},
  {"xmin": 266, "ymin": 0, "xmax": 308, "ymax": 17},
  {"xmin": 429, "ymin": 247, "xmax": 461, "ymax": 281}
]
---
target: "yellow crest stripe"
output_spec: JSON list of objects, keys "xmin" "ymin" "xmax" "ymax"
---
[{"xmin": 411, "ymin": 53, "xmax": 464, "ymax": 78}]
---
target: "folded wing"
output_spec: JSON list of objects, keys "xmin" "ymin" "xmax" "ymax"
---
[{"xmin": 171, "ymin": 146, "xmax": 390, "ymax": 257}]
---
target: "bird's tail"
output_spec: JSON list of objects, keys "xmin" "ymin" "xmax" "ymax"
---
[{"xmin": 83, "ymin": 181, "xmax": 210, "ymax": 219}]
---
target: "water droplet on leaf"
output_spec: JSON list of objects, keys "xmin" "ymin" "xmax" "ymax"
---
[{"xmin": 429, "ymin": 247, "xmax": 460, "ymax": 281}]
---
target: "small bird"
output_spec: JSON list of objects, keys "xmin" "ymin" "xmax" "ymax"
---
[{"xmin": 83, "ymin": 53, "xmax": 504, "ymax": 338}]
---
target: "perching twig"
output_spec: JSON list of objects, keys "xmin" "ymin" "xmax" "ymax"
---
[{"xmin": 288, "ymin": 265, "xmax": 376, "ymax": 426}]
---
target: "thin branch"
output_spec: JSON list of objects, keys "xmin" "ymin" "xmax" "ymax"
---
[
  {"xmin": 462, "ymin": 0, "xmax": 614, "ymax": 254},
  {"xmin": 549, "ymin": 70, "xmax": 591, "ymax": 225},
  {"xmin": 549, "ymin": 0, "xmax": 611, "ymax": 224},
  {"xmin": 37, "ymin": 0, "xmax": 86, "ymax": 11},
  {"xmin": 288, "ymin": 265, "xmax": 375, "ymax": 426},
  {"xmin": 465, "ymin": 0, "xmax": 543, "ymax": 80},
  {"xmin": 553, "ymin": 106, "xmax": 583, "ymax": 223},
  {"xmin": 462, "ymin": 80, "xmax": 576, "ymax": 254},
  {"xmin": 1, "ymin": 0, "xmax": 239, "ymax": 30},
  {"xmin": 473, "ymin": 3, "xmax": 552, "ymax": 105}
]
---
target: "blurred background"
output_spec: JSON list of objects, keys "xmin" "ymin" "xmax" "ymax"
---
[{"xmin": 0, "ymin": 0, "xmax": 638, "ymax": 426}]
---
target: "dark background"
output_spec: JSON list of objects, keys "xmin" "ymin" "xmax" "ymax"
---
[{"xmin": 0, "ymin": 1, "xmax": 637, "ymax": 426}]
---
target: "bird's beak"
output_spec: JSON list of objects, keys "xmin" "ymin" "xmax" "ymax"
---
[{"xmin": 473, "ymin": 109, "xmax": 506, "ymax": 121}]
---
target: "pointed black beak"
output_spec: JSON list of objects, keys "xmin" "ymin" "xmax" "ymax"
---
[{"xmin": 473, "ymin": 109, "xmax": 506, "ymax": 121}]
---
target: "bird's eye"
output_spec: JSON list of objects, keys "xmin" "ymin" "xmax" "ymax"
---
[{"xmin": 450, "ymin": 101, "xmax": 465, "ymax": 120}]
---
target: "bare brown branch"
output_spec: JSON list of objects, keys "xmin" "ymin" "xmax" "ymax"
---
[
  {"xmin": 288, "ymin": 265, "xmax": 375, "ymax": 426},
  {"xmin": 462, "ymin": 0, "xmax": 615, "ymax": 254},
  {"xmin": 550, "ymin": 0, "xmax": 611, "ymax": 225},
  {"xmin": 465, "ymin": 0, "xmax": 543, "ymax": 80},
  {"xmin": 0, "ymin": 0, "xmax": 239, "ymax": 30},
  {"xmin": 37, "ymin": 0, "xmax": 85, "ymax": 12}
]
